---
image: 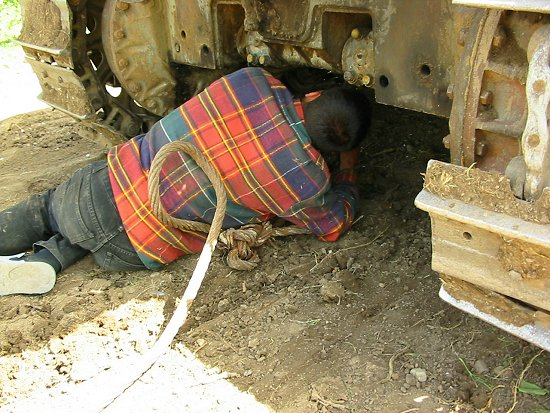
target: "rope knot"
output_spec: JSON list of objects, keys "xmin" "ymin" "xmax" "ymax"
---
[{"xmin": 218, "ymin": 222, "xmax": 275, "ymax": 271}]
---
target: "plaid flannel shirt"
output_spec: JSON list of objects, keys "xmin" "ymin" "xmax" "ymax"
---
[{"xmin": 107, "ymin": 68, "xmax": 358, "ymax": 269}]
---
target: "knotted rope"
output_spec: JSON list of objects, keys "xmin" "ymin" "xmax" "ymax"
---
[
  {"xmin": 219, "ymin": 222, "xmax": 310, "ymax": 270},
  {"xmin": 149, "ymin": 141, "xmax": 310, "ymax": 270}
]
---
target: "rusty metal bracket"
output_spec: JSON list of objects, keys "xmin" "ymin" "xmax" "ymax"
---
[
  {"xmin": 415, "ymin": 159, "xmax": 550, "ymax": 347},
  {"xmin": 522, "ymin": 25, "xmax": 550, "ymax": 201},
  {"xmin": 415, "ymin": 188, "xmax": 550, "ymax": 313},
  {"xmin": 25, "ymin": 59, "xmax": 95, "ymax": 119}
]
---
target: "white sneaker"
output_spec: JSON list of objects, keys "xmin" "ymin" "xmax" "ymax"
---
[
  {"xmin": 0, "ymin": 261, "xmax": 56, "ymax": 296},
  {"xmin": 0, "ymin": 253, "xmax": 25, "ymax": 262}
]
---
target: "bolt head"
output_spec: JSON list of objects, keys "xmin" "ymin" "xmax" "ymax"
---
[
  {"xmin": 527, "ymin": 133, "xmax": 540, "ymax": 148},
  {"xmin": 492, "ymin": 26, "xmax": 506, "ymax": 48},
  {"xmin": 116, "ymin": 1, "xmax": 129, "ymax": 10},
  {"xmin": 532, "ymin": 79, "xmax": 546, "ymax": 94},
  {"xmin": 351, "ymin": 28, "xmax": 361, "ymax": 39},
  {"xmin": 442, "ymin": 134, "xmax": 451, "ymax": 149},
  {"xmin": 479, "ymin": 90, "xmax": 493, "ymax": 106},
  {"xmin": 128, "ymin": 81, "xmax": 141, "ymax": 93},
  {"xmin": 446, "ymin": 84, "xmax": 454, "ymax": 100},
  {"xmin": 475, "ymin": 141, "xmax": 488, "ymax": 157},
  {"xmin": 458, "ymin": 28, "xmax": 468, "ymax": 46}
]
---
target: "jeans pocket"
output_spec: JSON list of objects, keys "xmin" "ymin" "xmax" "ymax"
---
[{"xmin": 51, "ymin": 167, "xmax": 95, "ymax": 244}]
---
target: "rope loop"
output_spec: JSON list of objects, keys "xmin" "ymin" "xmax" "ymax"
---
[
  {"xmin": 148, "ymin": 141, "xmax": 226, "ymax": 245},
  {"xmin": 148, "ymin": 141, "xmax": 310, "ymax": 270}
]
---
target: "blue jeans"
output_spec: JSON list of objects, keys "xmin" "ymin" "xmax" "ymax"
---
[{"xmin": 0, "ymin": 160, "xmax": 145, "ymax": 272}]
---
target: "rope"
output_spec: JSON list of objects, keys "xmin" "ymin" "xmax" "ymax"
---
[
  {"xmin": 148, "ymin": 141, "xmax": 310, "ymax": 270},
  {"xmin": 148, "ymin": 141, "xmax": 224, "ymax": 240}
]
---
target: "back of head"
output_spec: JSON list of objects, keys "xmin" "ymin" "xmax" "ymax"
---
[{"xmin": 303, "ymin": 87, "xmax": 371, "ymax": 153}]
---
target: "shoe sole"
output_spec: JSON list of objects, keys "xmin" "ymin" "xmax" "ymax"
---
[{"xmin": 0, "ymin": 261, "xmax": 56, "ymax": 296}]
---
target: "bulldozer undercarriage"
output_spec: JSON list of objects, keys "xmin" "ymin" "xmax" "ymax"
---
[{"xmin": 16, "ymin": 0, "xmax": 550, "ymax": 350}]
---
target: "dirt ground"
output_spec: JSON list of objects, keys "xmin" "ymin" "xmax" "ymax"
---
[{"xmin": 0, "ymin": 101, "xmax": 548, "ymax": 412}]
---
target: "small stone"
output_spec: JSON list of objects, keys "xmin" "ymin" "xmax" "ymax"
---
[
  {"xmin": 217, "ymin": 298, "xmax": 230, "ymax": 312},
  {"xmin": 320, "ymin": 280, "xmax": 345, "ymax": 302},
  {"xmin": 49, "ymin": 338, "xmax": 65, "ymax": 354},
  {"xmin": 196, "ymin": 338, "xmax": 207, "ymax": 347},
  {"xmin": 248, "ymin": 338, "xmax": 260, "ymax": 348},
  {"xmin": 5, "ymin": 330, "xmax": 23, "ymax": 345},
  {"xmin": 243, "ymin": 369, "xmax": 253, "ymax": 377},
  {"xmin": 473, "ymin": 359, "xmax": 488, "ymax": 375},
  {"xmin": 405, "ymin": 373, "xmax": 416, "ymax": 385},
  {"xmin": 410, "ymin": 367, "xmax": 427, "ymax": 382}
]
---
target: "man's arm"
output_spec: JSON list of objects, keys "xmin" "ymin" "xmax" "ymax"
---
[
  {"xmin": 279, "ymin": 149, "xmax": 361, "ymax": 242},
  {"xmin": 339, "ymin": 147, "xmax": 361, "ymax": 170}
]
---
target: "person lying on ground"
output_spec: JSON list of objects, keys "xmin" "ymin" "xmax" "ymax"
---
[{"xmin": 0, "ymin": 66, "xmax": 371, "ymax": 296}]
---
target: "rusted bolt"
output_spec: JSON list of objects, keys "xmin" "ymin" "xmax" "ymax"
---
[
  {"xmin": 492, "ymin": 26, "xmax": 506, "ymax": 48},
  {"xmin": 442, "ymin": 134, "xmax": 451, "ymax": 149},
  {"xmin": 446, "ymin": 84, "xmax": 454, "ymax": 100},
  {"xmin": 175, "ymin": 43, "xmax": 181, "ymax": 53},
  {"xmin": 118, "ymin": 58, "xmax": 129, "ymax": 69},
  {"xmin": 479, "ymin": 90, "xmax": 493, "ymax": 106},
  {"xmin": 114, "ymin": 29, "xmax": 125, "ymax": 40},
  {"xmin": 351, "ymin": 28, "xmax": 363, "ymax": 39},
  {"xmin": 128, "ymin": 81, "xmax": 141, "ymax": 93},
  {"xmin": 475, "ymin": 141, "xmax": 488, "ymax": 157},
  {"xmin": 362, "ymin": 75, "xmax": 372, "ymax": 86},
  {"xmin": 116, "ymin": 1, "xmax": 129, "ymax": 10},
  {"xmin": 343, "ymin": 70, "xmax": 359, "ymax": 84},
  {"xmin": 527, "ymin": 133, "xmax": 540, "ymax": 148},
  {"xmin": 458, "ymin": 28, "xmax": 468, "ymax": 46},
  {"xmin": 42, "ymin": 71, "xmax": 48, "ymax": 78},
  {"xmin": 532, "ymin": 79, "xmax": 546, "ymax": 94}
]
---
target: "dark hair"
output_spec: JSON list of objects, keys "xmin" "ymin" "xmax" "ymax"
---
[{"xmin": 303, "ymin": 87, "xmax": 371, "ymax": 152}]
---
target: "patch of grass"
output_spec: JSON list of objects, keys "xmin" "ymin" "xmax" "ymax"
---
[
  {"xmin": 517, "ymin": 380, "xmax": 548, "ymax": 396},
  {"xmin": 0, "ymin": 0, "xmax": 22, "ymax": 47}
]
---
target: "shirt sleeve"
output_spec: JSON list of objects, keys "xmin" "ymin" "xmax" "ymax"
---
[{"xmin": 279, "ymin": 169, "xmax": 359, "ymax": 242}]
